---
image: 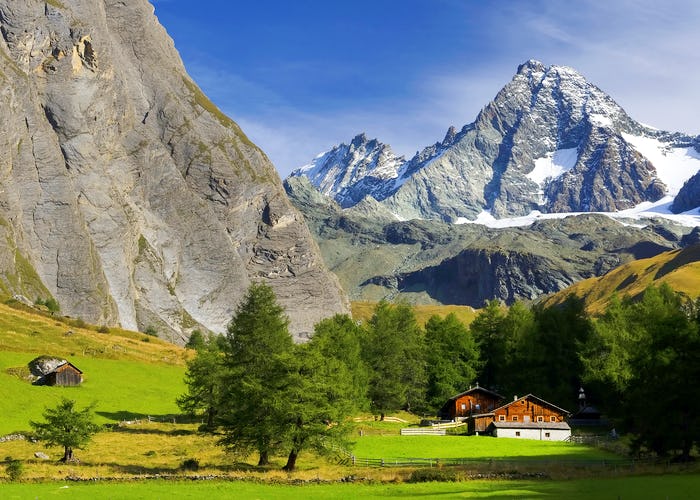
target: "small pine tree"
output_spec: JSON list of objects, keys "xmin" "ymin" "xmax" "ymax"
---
[{"xmin": 30, "ymin": 398, "xmax": 99, "ymax": 462}]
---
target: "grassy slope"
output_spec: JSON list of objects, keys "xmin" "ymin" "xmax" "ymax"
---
[
  {"xmin": 352, "ymin": 302, "xmax": 478, "ymax": 327},
  {"xmin": 541, "ymin": 244, "xmax": 700, "ymax": 314},
  {"xmin": 0, "ymin": 302, "xmax": 188, "ymax": 434}
]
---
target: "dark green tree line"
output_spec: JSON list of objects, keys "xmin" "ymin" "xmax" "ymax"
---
[{"xmin": 583, "ymin": 284, "xmax": 700, "ymax": 460}]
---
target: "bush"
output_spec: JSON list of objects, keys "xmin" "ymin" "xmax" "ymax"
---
[
  {"xmin": 34, "ymin": 297, "xmax": 60, "ymax": 313},
  {"xmin": 69, "ymin": 318, "xmax": 87, "ymax": 329},
  {"xmin": 407, "ymin": 468, "xmax": 456, "ymax": 483},
  {"xmin": 144, "ymin": 326, "xmax": 158, "ymax": 337},
  {"xmin": 96, "ymin": 325, "xmax": 110, "ymax": 334},
  {"xmin": 5, "ymin": 459, "xmax": 23, "ymax": 481},
  {"xmin": 180, "ymin": 458, "xmax": 200, "ymax": 471}
]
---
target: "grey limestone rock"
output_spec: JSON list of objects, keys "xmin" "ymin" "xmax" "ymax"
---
[{"xmin": 0, "ymin": 0, "xmax": 347, "ymax": 342}]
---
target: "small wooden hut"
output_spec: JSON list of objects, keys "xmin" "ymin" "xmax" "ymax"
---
[{"xmin": 45, "ymin": 361, "xmax": 83, "ymax": 386}]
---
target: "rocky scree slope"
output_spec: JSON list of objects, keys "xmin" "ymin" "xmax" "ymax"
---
[
  {"xmin": 290, "ymin": 60, "xmax": 699, "ymax": 221},
  {"xmin": 0, "ymin": 0, "xmax": 347, "ymax": 342}
]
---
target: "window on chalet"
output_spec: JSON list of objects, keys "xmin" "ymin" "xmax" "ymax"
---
[
  {"xmin": 461, "ymin": 403, "xmax": 467, "ymax": 410},
  {"xmin": 536, "ymin": 416, "xmax": 544, "ymax": 422},
  {"xmin": 498, "ymin": 415, "xmax": 505, "ymax": 422},
  {"xmin": 550, "ymin": 416, "xmax": 557, "ymax": 422},
  {"xmin": 515, "ymin": 431, "xmax": 521, "ymax": 436},
  {"xmin": 512, "ymin": 415, "xmax": 518, "ymax": 422},
  {"xmin": 545, "ymin": 432, "xmax": 550, "ymax": 438}
]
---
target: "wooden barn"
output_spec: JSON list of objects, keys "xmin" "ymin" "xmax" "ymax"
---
[
  {"xmin": 437, "ymin": 385, "xmax": 505, "ymax": 434},
  {"xmin": 438, "ymin": 385, "xmax": 503, "ymax": 421},
  {"xmin": 45, "ymin": 361, "xmax": 83, "ymax": 386},
  {"xmin": 487, "ymin": 394, "xmax": 571, "ymax": 441}
]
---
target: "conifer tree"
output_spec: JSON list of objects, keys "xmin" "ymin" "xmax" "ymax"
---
[
  {"xmin": 362, "ymin": 301, "xmax": 426, "ymax": 417},
  {"xmin": 424, "ymin": 313, "xmax": 480, "ymax": 410},
  {"xmin": 30, "ymin": 398, "xmax": 99, "ymax": 462},
  {"xmin": 217, "ymin": 282, "xmax": 294, "ymax": 466}
]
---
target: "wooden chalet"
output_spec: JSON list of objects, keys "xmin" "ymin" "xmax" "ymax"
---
[
  {"xmin": 44, "ymin": 361, "xmax": 83, "ymax": 386},
  {"xmin": 486, "ymin": 394, "xmax": 571, "ymax": 441},
  {"xmin": 438, "ymin": 385, "xmax": 504, "ymax": 434}
]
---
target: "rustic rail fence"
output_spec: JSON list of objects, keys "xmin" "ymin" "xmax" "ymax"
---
[
  {"xmin": 400, "ymin": 428, "xmax": 447, "ymax": 436},
  {"xmin": 346, "ymin": 455, "xmax": 664, "ymax": 469}
]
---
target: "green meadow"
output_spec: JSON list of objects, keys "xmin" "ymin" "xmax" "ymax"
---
[
  {"xmin": 1, "ymin": 474, "xmax": 699, "ymax": 499},
  {"xmin": 0, "ymin": 301, "xmax": 698, "ymax": 495},
  {"xmin": 0, "ymin": 351, "xmax": 186, "ymax": 433},
  {"xmin": 349, "ymin": 435, "xmax": 618, "ymax": 462}
]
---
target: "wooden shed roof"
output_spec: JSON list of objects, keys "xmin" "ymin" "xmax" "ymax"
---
[{"xmin": 48, "ymin": 361, "xmax": 83, "ymax": 374}]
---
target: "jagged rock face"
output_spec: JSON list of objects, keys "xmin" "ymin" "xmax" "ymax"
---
[
  {"xmin": 0, "ymin": 0, "xmax": 348, "ymax": 342},
  {"xmin": 292, "ymin": 133, "xmax": 405, "ymax": 208},
  {"xmin": 672, "ymin": 167, "xmax": 700, "ymax": 213},
  {"xmin": 291, "ymin": 60, "xmax": 694, "ymax": 221}
]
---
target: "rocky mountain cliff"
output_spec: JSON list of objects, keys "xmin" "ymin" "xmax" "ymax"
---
[
  {"xmin": 673, "ymin": 170, "xmax": 700, "ymax": 213},
  {"xmin": 290, "ymin": 60, "xmax": 700, "ymax": 221},
  {"xmin": 0, "ymin": 0, "xmax": 348, "ymax": 342}
]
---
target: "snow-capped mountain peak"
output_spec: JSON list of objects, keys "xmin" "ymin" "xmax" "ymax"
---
[{"xmin": 289, "ymin": 61, "xmax": 700, "ymax": 221}]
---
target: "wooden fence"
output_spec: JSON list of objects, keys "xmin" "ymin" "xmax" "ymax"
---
[
  {"xmin": 330, "ymin": 440, "xmax": 664, "ymax": 470},
  {"xmin": 345, "ymin": 455, "xmax": 663, "ymax": 469},
  {"xmin": 400, "ymin": 428, "xmax": 447, "ymax": 436}
]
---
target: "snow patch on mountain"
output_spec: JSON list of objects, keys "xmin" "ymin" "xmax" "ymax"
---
[
  {"xmin": 589, "ymin": 114, "xmax": 613, "ymax": 127},
  {"xmin": 528, "ymin": 148, "xmax": 578, "ymax": 202},
  {"xmin": 622, "ymin": 133, "xmax": 700, "ymax": 194},
  {"xmin": 455, "ymin": 198, "xmax": 700, "ymax": 229}
]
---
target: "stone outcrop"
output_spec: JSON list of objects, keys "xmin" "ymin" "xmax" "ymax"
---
[
  {"xmin": 0, "ymin": 0, "xmax": 348, "ymax": 342},
  {"xmin": 672, "ymin": 169, "xmax": 700, "ymax": 213}
]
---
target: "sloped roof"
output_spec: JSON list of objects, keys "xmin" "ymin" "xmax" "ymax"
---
[
  {"xmin": 447, "ymin": 385, "xmax": 504, "ymax": 401},
  {"xmin": 493, "ymin": 394, "xmax": 570, "ymax": 415},
  {"xmin": 48, "ymin": 361, "xmax": 83, "ymax": 374},
  {"xmin": 490, "ymin": 421, "xmax": 571, "ymax": 430}
]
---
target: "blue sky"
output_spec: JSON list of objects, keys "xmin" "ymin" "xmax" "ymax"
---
[{"xmin": 152, "ymin": 0, "xmax": 700, "ymax": 177}]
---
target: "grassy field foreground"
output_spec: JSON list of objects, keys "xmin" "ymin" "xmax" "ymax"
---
[{"xmin": 1, "ymin": 474, "xmax": 699, "ymax": 499}]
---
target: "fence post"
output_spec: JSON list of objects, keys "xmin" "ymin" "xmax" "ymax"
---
[
  {"xmin": 381, "ymin": 458, "xmax": 385, "ymax": 467},
  {"xmin": 352, "ymin": 455, "xmax": 356, "ymax": 466}
]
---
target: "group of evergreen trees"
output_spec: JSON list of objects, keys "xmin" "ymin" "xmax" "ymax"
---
[{"xmin": 178, "ymin": 282, "xmax": 700, "ymax": 466}]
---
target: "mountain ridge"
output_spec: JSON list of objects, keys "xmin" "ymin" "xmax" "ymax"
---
[
  {"xmin": 290, "ymin": 60, "xmax": 700, "ymax": 222},
  {"xmin": 284, "ymin": 175, "xmax": 694, "ymax": 308}
]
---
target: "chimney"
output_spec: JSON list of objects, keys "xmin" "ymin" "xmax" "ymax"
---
[{"xmin": 513, "ymin": 395, "xmax": 518, "ymax": 402}]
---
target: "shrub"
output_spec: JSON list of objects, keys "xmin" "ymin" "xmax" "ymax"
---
[
  {"xmin": 44, "ymin": 298, "xmax": 60, "ymax": 313},
  {"xmin": 407, "ymin": 468, "xmax": 456, "ymax": 483},
  {"xmin": 180, "ymin": 458, "xmax": 200, "ymax": 471},
  {"xmin": 5, "ymin": 459, "xmax": 23, "ymax": 481},
  {"xmin": 97, "ymin": 325, "xmax": 110, "ymax": 334},
  {"xmin": 144, "ymin": 326, "xmax": 158, "ymax": 337},
  {"xmin": 69, "ymin": 318, "xmax": 87, "ymax": 328}
]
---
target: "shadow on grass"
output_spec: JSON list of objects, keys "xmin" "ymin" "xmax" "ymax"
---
[
  {"xmin": 97, "ymin": 410, "xmax": 197, "ymax": 423},
  {"xmin": 80, "ymin": 460, "xmax": 271, "ymax": 475}
]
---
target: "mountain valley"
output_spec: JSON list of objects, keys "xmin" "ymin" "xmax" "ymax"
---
[{"xmin": 287, "ymin": 61, "xmax": 700, "ymax": 307}]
